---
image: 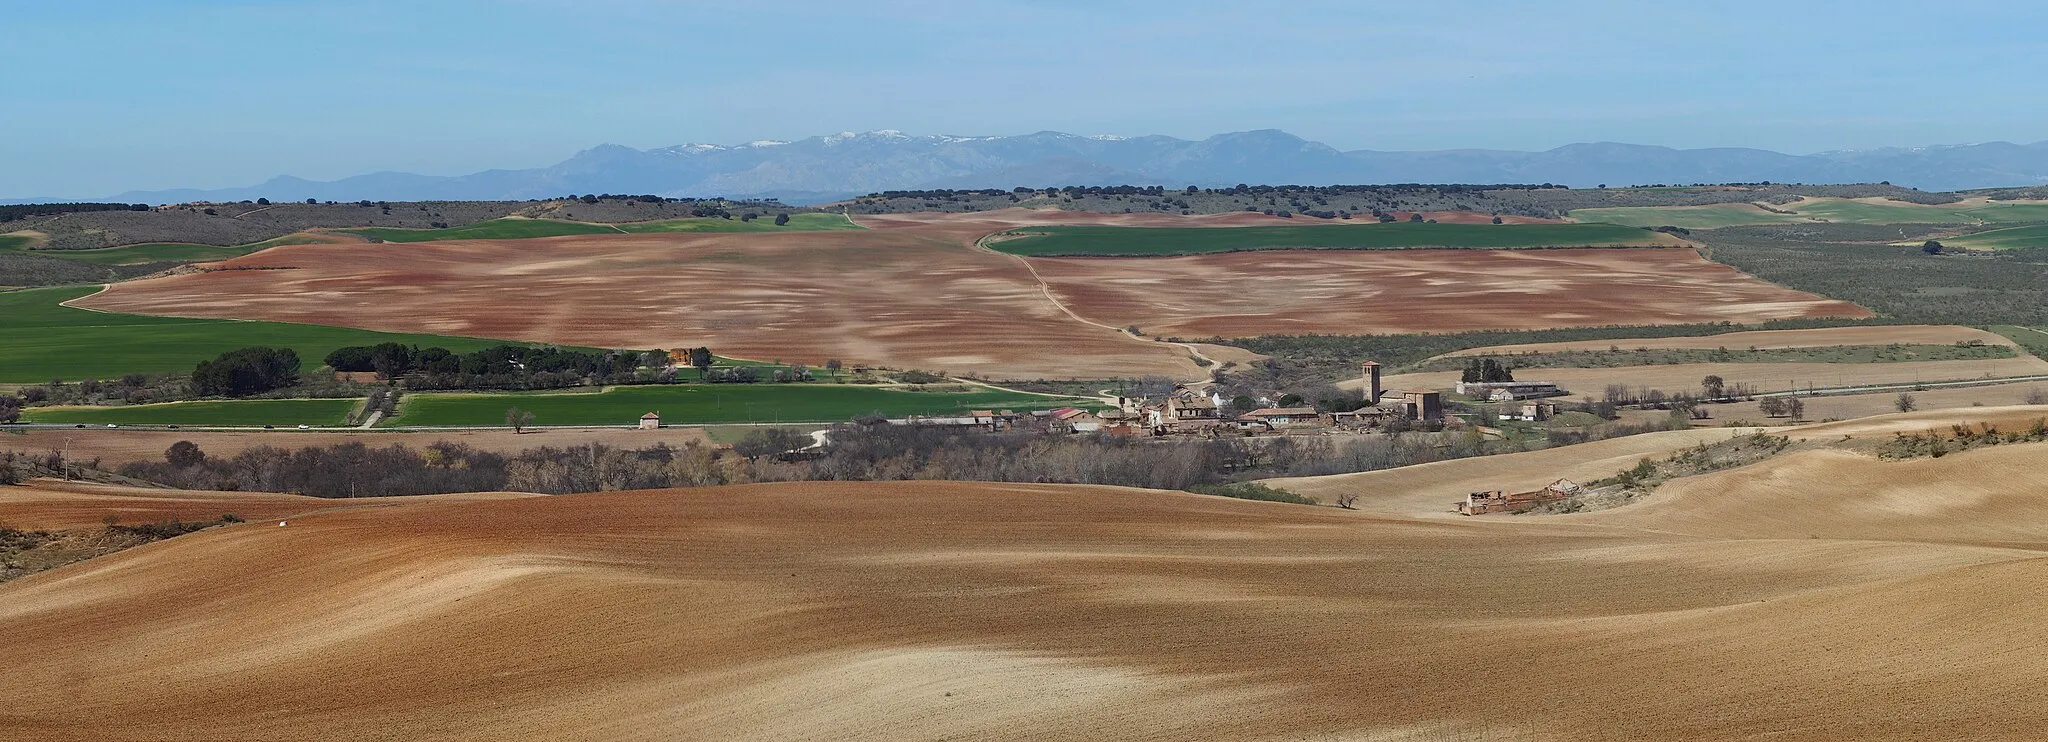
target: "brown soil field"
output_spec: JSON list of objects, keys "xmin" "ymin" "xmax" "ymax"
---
[
  {"xmin": 78, "ymin": 209, "xmax": 1863, "ymax": 381},
  {"xmin": 79, "ymin": 215, "xmax": 1202, "ymax": 380},
  {"xmin": 0, "ymin": 480, "xmax": 324, "ymax": 530},
  {"xmin": 1371, "ymin": 356, "xmax": 2048, "ymax": 399},
  {"xmin": 10, "ymin": 433, "xmax": 2048, "ymax": 740},
  {"xmin": 1035, "ymin": 247, "xmax": 1871, "ymax": 338},
  {"xmin": 1, "ymin": 426, "xmax": 715, "ymax": 468},
  {"xmin": 0, "ymin": 479, "xmax": 534, "ymax": 531},
  {"xmin": 1440, "ymin": 324, "xmax": 2015, "ymax": 356}
]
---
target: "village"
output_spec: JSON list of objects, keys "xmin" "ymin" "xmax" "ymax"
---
[{"xmin": 879, "ymin": 361, "xmax": 1573, "ymax": 439}]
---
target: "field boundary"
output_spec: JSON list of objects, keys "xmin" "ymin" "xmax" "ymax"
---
[{"xmin": 971, "ymin": 230, "xmax": 1218, "ymax": 374}]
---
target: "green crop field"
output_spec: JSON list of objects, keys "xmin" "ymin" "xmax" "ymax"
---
[
  {"xmin": 985, "ymin": 222, "xmax": 1663, "ymax": 257},
  {"xmin": 0, "ymin": 286, "xmax": 546, "ymax": 382},
  {"xmin": 1569, "ymin": 203, "xmax": 1805, "ymax": 229},
  {"xmin": 391, "ymin": 384, "xmax": 1090, "ymax": 426},
  {"xmin": 0, "ymin": 234, "xmax": 35, "ymax": 250},
  {"xmin": 21, "ymin": 398, "xmax": 359, "ymax": 426},
  {"xmin": 1989, "ymin": 326, "xmax": 2048, "ymax": 361},
  {"xmin": 1938, "ymin": 224, "xmax": 2048, "ymax": 250},
  {"xmin": 1573, "ymin": 198, "xmax": 2048, "ymax": 229},
  {"xmin": 615, "ymin": 213, "xmax": 862, "ymax": 233},
  {"xmin": 345, "ymin": 218, "xmax": 624, "ymax": 242}
]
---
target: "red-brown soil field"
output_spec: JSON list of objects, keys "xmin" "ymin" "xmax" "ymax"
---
[
  {"xmin": 7, "ymin": 419, "xmax": 2048, "ymax": 740},
  {"xmin": 79, "ymin": 209, "xmax": 1864, "ymax": 379},
  {"xmin": 1032, "ymin": 247, "xmax": 1869, "ymax": 337},
  {"xmin": 80, "ymin": 216, "xmax": 1201, "ymax": 380}
]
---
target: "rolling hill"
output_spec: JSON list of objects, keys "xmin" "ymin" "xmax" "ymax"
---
[{"xmin": 7, "ymin": 410, "xmax": 2048, "ymax": 740}]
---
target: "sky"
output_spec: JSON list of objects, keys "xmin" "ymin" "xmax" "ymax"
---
[{"xmin": 6, "ymin": 0, "xmax": 2046, "ymax": 198}]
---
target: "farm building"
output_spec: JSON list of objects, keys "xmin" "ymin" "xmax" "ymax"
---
[
  {"xmin": 1239, "ymin": 407, "xmax": 1321, "ymax": 427},
  {"xmin": 1509, "ymin": 401, "xmax": 1560, "ymax": 422},
  {"xmin": 1380, "ymin": 389, "xmax": 1444, "ymax": 422},
  {"xmin": 1458, "ymin": 479, "xmax": 1582, "ymax": 515},
  {"xmin": 1050, "ymin": 407, "xmax": 1104, "ymax": 433},
  {"xmin": 638, "ymin": 412, "xmax": 661, "ymax": 430},
  {"xmin": 1117, "ymin": 385, "xmax": 1233, "ymax": 436},
  {"xmin": 1456, "ymin": 380, "xmax": 1568, "ymax": 400}
]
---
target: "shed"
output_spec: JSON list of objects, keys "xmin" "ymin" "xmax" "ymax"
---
[{"xmin": 639, "ymin": 411, "xmax": 661, "ymax": 430}]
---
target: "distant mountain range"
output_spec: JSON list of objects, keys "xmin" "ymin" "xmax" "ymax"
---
[{"xmin": 93, "ymin": 130, "xmax": 2048, "ymax": 205}]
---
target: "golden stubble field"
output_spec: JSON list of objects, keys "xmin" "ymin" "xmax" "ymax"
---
[
  {"xmin": 78, "ymin": 210, "xmax": 1865, "ymax": 380},
  {"xmin": 5, "ymin": 408, "xmax": 2048, "ymax": 740},
  {"xmin": 1363, "ymin": 325, "xmax": 2048, "ymax": 405}
]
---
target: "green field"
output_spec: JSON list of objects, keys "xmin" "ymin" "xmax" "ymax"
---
[
  {"xmin": 1938, "ymin": 224, "xmax": 2048, "ymax": 251},
  {"xmin": 345, "ymin": 218, "xmax": 624, "ymax": 242},
  {"xmin": 615, "ymin": 213, "xmax": 862, "ymax": 233},
  {"xmin": 0, "ymin": 286, "xmax": 548, "ymax": 382},
  {"xmin": 1573, "ymin": 198, "xmax": 2048, "ymax": 229},
  {"xmin": 391, "ymin": 384, "xmax": 1090, "ymax": 426},
  {"xmin": 21, "ymin": 398, "xmax": 358, "ymax": 426},
  {"xmin": 1989, "ymin": 326, "xmax": 2048, "ymax": 361},
  {"xmin": 985, "ymin": 222, "xmax": 1663, "ymax": 257},
  {"xmin": 0, "ymin": 234, "xmax": 35, "ymax": 250}
]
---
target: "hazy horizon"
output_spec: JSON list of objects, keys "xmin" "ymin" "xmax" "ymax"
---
[{"xmin": 7, "ymin": 0, "xmax": 2046, "ymax": 197}]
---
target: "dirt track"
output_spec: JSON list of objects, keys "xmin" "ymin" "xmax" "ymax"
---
[
  {"xmin": 79, "ymin": 209, "xmax": 1863, "ymax": 380},
  {"xmin": 7, "ymin": 406, "xmax": 2048, "ymax": 740}
]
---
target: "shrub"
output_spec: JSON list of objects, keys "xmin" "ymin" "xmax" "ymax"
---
[{"xmin": 1187, "ymin": 483, "xmax": 1319, "ymax": 506}]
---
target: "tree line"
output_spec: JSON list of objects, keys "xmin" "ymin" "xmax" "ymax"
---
[{"xmin": 0, "ymin": 202, "xmax": 151, "ymax": 223}]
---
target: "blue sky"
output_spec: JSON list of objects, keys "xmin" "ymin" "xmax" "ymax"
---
[{"xmin": 5, "ymin": 0, "xmax": 2044, "ymax": 197}]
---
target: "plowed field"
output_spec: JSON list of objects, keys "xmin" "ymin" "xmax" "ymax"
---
[
  {"xmin": 1035, "ymin": 247, "xmax": 1870, "ymax": 337},
  {"xmin": 8, "ymin": 418, "xmax": 2048, "ymax": 739},
  {"xmin": 78, "ymin": 209, "xmax": 1865, "ymax": 379}
]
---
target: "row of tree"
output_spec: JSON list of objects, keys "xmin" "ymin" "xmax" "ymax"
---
[
  {"xmin": 192, "ymin": 347, "xmax": 301, "ymax": 397},
  {"xmin": 325, "ymin": 343, "xmax": 701, "ymax": 380},
  {"xmin": 0, "ymin": 202, "xmax": 150, "ymax": 223}
]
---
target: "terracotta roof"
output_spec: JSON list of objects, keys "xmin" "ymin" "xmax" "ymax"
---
[
  {"xmin": 1051, "ymin": 407, "xmax": 1096, "ymax": 420},
  {"xmin": 1243, "ymin": 407, "xmax": 1318, "ymax": 417},
  {"xmin": 640, "ymin": 412, "xmax": 661, "ymax": 419}
]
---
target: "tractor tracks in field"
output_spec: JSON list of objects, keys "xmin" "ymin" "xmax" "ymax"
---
[{"xmin": 970, "ymin": 231, "xmax": 1218, "ymax": 374}]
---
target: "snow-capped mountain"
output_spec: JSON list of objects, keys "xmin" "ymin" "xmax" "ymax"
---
[{"xmin": 109, "ymin": 130, "xmax": 2048, "ymax": 204}]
